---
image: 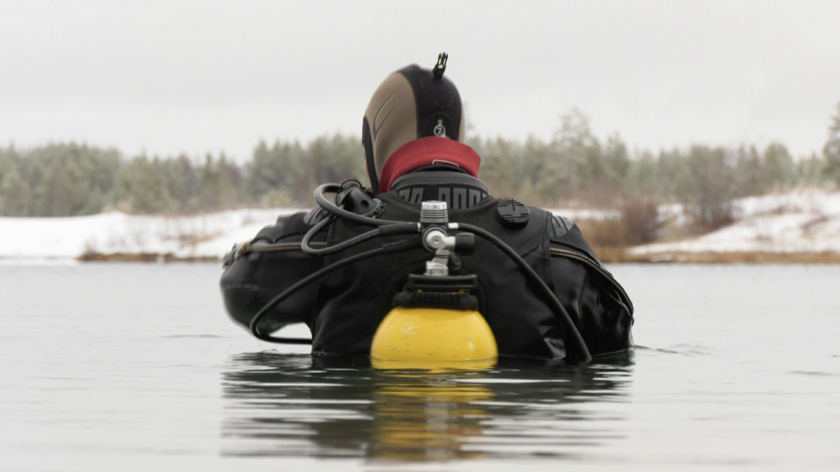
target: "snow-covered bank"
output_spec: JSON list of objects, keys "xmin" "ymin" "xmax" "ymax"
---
[
  {"xmin": 0, "ymin": 206, "xmax": 618, "ymax": 263},
  {"xmin": 0, "ymin": 209, "xmax": 298, "ymax": 262},
  {"xmin": 631, "ymin": 189, "xmax": 840, "ymax": 256},
  {"xmin": 2, "ymin": 189, "xmax": 840, "ymax": 263}
]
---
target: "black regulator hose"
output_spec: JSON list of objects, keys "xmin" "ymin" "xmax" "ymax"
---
[
  {"xmin": 300, "ymin": 215, "xmax": 420, "ymax": 256},
  {"xmin": 313, "ymin": 183, "xmax": 403, "ymax": 227},
  {"xmin": 300, "ymin": 215, "xmax": 375, "ymax": 256},
  {"xmin": 250, "ymin": 237, "xmax": 423, "ymax": 344},
  {"xmin": 457, "ymin": 222, "xmax": 592, "ymax": 362},
  {"xmin": 303, "ymin": 184, "xmax": 422, "ymax": 256}
]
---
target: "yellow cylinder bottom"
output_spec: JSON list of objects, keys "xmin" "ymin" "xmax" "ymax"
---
[{"xmin": 370, "ymin": 306, "xmax": 498, "ymax": 369}]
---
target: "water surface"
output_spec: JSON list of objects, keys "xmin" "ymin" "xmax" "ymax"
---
[{"xmin": 1, "ymin": 263, "xmax": 838, "ymax": 470}]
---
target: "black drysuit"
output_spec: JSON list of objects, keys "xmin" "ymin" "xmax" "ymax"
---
[{"xmin": 221, "ymin": 170, "xmax": 634, "ymax": 360}]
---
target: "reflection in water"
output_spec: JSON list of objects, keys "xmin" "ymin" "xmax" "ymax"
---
[{"xmin": 222, "ymin": 353, "xmax": 633, "ymax": 462}]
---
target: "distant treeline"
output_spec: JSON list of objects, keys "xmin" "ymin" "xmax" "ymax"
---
[
  {"xmin": 0, "ymin": 135, "xmax": 366, "ymax": 217},
  {"xmin": 2, "ymin": 107, "xmax": 839, "ymax": 233}
]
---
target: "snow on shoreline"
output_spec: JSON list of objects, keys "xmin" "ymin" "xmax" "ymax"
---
[
  {"xmin": 2, "ymin": 189, "xmax": 840, "ymax": 263},
  {"xmin": 631, "ymin": 189, "xmax": 840, "ymax": 255},
  {"xmin": 0, "ymin": 208, "xmax": 299, "ymax": 262}
]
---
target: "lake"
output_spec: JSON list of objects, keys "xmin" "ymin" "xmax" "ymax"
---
[{"xmin": 1, "ymin": 263, "xmax": 838, "ymax": 471}]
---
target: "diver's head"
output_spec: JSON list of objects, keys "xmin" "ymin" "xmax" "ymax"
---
[{"xmin": 363, "ymin": 53, "xmax": 477, "ymax": 194}]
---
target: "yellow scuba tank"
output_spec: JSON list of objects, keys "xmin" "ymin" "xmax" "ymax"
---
[
  {"xmin": 370, "ymin": 201, "xmax": 498, "ymax": 370},
  {"xmin": 370, "ymin": 283, "xmax": 498, "ymax": 369}
]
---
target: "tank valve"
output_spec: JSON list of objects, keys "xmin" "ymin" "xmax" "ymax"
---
[
  {"xmin": 420, "ymin": 200, "xmax": 448, "ymax": 223},
  {"xmin": 370, "ymin": 200, "xmax": 497, "ymax": 369}
]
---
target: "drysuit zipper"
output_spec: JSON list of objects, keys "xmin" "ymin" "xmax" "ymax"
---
[
  {"xmin": 244, "ymin": 241, "xmax": 327, "ymax": 253},
  {"xmin": 549, "ymin": 246, "xmax": 633, "ymax": 312}
]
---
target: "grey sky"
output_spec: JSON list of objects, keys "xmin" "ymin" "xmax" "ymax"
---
[{"xmin": 2, "ymin": 0, "xmax": 839, "ymax": 161}]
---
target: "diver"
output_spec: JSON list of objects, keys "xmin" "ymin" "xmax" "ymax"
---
[{"xmin": 220, "ymin": 53, "xmax": 634, "ymax": 362}]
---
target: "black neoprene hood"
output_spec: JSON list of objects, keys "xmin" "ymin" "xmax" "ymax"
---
[{"xmin": 363, "ymin": 56, "xmax": 465, "ymax": 193}]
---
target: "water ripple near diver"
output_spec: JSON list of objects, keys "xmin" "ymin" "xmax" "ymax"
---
[{"xmin": 634, "ymin": 344, "xmax": 714, "ymax": 356}]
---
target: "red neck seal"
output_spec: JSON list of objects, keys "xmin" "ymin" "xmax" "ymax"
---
[{"xmin": 378, "ymin": 137, "xmax": 481, "ymax": 193}]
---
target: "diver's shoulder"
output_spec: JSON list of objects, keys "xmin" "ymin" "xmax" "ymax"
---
[
  {"xmin": 498, "ymin": 199, "xmax": 601, "ymax": 262},
  {"xmin": 253, "ymin": 210, "xmax": 317, "ymax": 244}
]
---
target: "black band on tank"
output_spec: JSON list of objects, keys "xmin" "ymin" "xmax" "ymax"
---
[
  {"xmin": 397, "ymin": 65, "xmax": 462, "ymax": 141},
  {"xmin": 361, "ymin": 117, "xmax": 379, "ymax": 193}
]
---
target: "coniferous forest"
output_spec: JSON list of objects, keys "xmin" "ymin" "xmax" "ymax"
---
[{"xmin": 2, "ymin": 105, "xmax": 840, "ymax": 245}]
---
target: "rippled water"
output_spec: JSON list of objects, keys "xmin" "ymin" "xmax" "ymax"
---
[{"xmin": 2, "ymin": 263, "xmax": 839, "ymax": 470}]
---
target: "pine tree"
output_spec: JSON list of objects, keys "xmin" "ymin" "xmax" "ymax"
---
[
  {"xmin": 625, "ymin": 151, "xmax": 660, "ymax": 199},
  {"xmin": 542, "ymin": 108, "xmax": 597, "ymax": 202},
  {"xmin": 681, "ymin": 146, "xmax": 737, "ymax": 230},
  {"xmin": 0, "ymin": 166, "xmax": 29, "ymax": 216},
  {"xmin": 114, "ymin": 156, "xmax": 175, "ymax": 214},
  {"xmin": 762, "ymin": 143, "xmax": 795, "ymax": 190},
  {"xmin": 824, "ymin": 102, "xmax": 840, "ymax": 184}
]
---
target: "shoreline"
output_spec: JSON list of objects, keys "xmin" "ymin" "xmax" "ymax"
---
[
  {"xmin": 5, "ymin": 250, "xmax": 840, "ymax": 265},
  {"xmin": 76, "ymin": 252, "xmax": 220, "ymax": 263},
  {"xmin": 3, "ymin": 189, "xmax": 840, "ymax": 264},
  {"xmin": 596, "ymin": 248, "xmax": 840, "ymax": 264}
]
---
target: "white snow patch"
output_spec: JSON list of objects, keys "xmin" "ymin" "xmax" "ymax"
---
[
  {"xmin": 0, "ymin": 209, "xmax": 300, "ymax": 262},
  {"xmin": 548, "ymin": 208, "xmax": 619, "ymax": 220},
  {"xmin": 631, "ymin": 189, "xmax": 840, "ymax": 254}
]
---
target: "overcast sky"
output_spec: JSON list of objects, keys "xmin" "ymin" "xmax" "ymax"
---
[{"xmin": 2, "ymin": 0, "xmax": 839, "ymax": 161}]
